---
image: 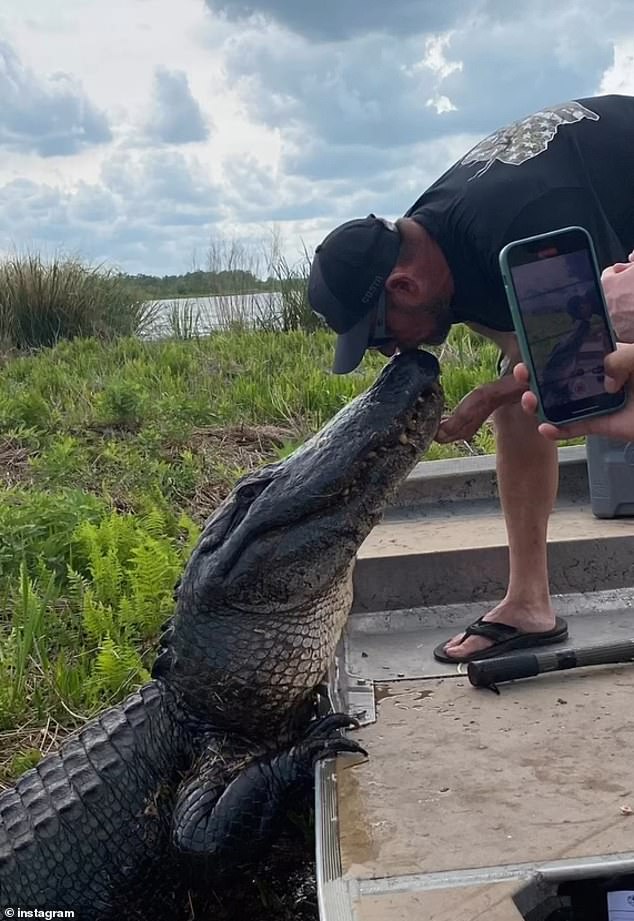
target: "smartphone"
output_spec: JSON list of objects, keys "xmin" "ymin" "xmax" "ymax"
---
[{"xmin": 499, "ymin": 226, "xmax": 627, "ymax": 425}]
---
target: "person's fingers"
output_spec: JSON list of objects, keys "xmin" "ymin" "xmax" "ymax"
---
[
  {"xmin": 512, "ymin": 362, "xmax": 530, "ymax": 385},
  {"xmin": 520, "ymin": 390, "xmax": 538, "ymax": 414},
  {"xmin": 604, "ymin": 344, "xmax": 634, "ymax": 390},
  {"xmin": 436, "ymin": 414, "xmax": 473, "ymax": 442},
  {"xmin": 603, "ymin": 259, "xmax": 634, "ymax": 277},
  {"xmin": 435, "ymin": 417, "xmax": 455, "ymax": 443},
  {"xmin": 536, "ymin": 421, "xmax": 572, "ymax": 440},
  {"xmin": 436, "ymin": 410, "xmax": 480, "ymax": 444},
  {"xmin": 537, "ymin": 413, "xmax": 622, "ymax": 441},
  {"xmin": 537, "ymin": 417, "xmax": 605, "ymax": 439}
]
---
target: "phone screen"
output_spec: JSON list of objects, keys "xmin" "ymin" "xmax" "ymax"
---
[{"xmin": 504, "ymin": 228, "xmax": 625, "ymax": 423}]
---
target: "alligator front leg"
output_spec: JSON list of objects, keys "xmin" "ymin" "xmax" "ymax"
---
[{"xmin": 172, "ymin": 714, "xmax": 365, "ymax": 868}]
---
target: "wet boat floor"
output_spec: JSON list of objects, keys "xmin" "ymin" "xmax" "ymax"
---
[{"xmin": 327, "ymin": 595, "xmax": 634, "ymax": 919}]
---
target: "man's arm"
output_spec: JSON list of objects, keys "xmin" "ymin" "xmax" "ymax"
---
[
  {"xmin": 435, "ymin": 322, "xmax": 526, "ymax": 444},
  {"xmin": 436, "ymin": 373, "xmax": 526, "ymax": 443}
]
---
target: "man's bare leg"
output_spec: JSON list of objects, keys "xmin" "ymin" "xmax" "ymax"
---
[{"xmin": 442, "ymin": 399, "xmax": 559, "ymax": 659}]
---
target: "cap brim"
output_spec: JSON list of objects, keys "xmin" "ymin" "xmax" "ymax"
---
[{"xmin": 332, "ymin": 313, "xmax": 373, "ymax": 374}]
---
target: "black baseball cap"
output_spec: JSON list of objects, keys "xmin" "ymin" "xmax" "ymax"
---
[{"xmin": 308, "ymin": 214, "xmax": 401, "ymax": 373}]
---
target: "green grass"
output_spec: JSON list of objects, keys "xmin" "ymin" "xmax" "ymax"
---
[{"xmin": 0, "ymin": 324, "xmax": 583, "ymax": 782}]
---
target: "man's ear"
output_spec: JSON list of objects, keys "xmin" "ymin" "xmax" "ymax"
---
[{"xmin": 385, "ymin": 270, "xmax": 422, "ymax": 306}]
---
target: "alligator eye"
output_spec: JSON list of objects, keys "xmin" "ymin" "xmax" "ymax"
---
[{"xmin": 238, "ymin": 481, "xmax": 268, "ymax": 502}]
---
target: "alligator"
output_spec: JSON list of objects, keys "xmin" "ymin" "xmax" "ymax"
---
[{"xmin": 0, "ymin": 349, "xmax": 442, "ymax": 920}]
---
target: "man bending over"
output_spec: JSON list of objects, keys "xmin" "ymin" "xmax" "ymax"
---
[{"xmin": 308, "ymin": 94, "xmax": 634, "ymax": 663}]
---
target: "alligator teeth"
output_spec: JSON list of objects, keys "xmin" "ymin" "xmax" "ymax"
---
[
  {"xmin": 398, "ymin": 433, "xmax": 409, "ymax": 445},
  {"xmin": 342, "ymin": 488, "xmax": 350, "ymax": 497}
]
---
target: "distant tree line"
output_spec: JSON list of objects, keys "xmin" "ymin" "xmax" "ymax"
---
[{"xmin": 120, "ymin": 269, "xmax": 279, "ymax": 299}]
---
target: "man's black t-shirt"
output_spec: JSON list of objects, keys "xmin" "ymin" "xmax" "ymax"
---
[{"xmin": 405, "ymin": 95, "xmax": 634, "ymax": 332}]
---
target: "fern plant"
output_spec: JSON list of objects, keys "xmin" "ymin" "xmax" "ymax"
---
[
  {"xmin": 70, "ymin": 508, "xmax": 193, "ymax": 706},
  {"xmin": 97, "ymin": 380, "xmax": 146, "ymax": 428},
  {"xmin": 0, "ymin": 488, "xmax": 105, "ymax": 582},
  {"xmin": 89, "ymin": 636, "xmax": 149, "ymax": 702},
  {"xmin": 29, "ymin": 435, "xmax": 91, "ymax": 486}
]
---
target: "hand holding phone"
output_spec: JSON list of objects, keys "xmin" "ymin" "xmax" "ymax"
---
[
  {"xmin": 514, "ymin": 345, "xmax": 634, "ymax": 441},
  {"xmin": 499, "ymin": 226, "xmax": 627, "ymax": 425}
]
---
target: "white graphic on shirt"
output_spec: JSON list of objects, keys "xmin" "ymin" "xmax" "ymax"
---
[{"xmin": 461, "ymin": 101, "xmax": 600, "ymax": 180}]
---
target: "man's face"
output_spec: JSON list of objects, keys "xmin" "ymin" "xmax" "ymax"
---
[{"xmin": 374, "ymin": 296, "xmax": 453, "ymax": 357}]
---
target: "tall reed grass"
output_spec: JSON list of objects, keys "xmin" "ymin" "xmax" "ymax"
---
[
  {"xmin": 0, "ymin": 253, "xmax": 159, "ymax": 349},
  {"xmin": 155, "ymin": 234, "xmax": 320, "ymax": 339}
]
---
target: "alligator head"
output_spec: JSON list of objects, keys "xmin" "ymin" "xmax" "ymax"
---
[{"xmin": 162, "ymin": 349, "xmax": 443, "ymax": 737}]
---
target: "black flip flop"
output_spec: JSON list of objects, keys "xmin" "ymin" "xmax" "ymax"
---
[{"xmin": 433, "ymin": 615, "xmax": 569, "ymax": 664}]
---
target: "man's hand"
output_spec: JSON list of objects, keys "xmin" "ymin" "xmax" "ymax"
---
[
  {"xmin": 601, "ymin": 250, "xmax": 634, "ymax": 342},
  {"xmin": 513, "ymin": 344, "xmax": 634, "ymax": 441},
  {"xmin": 435, "ymin": 375, "xmax": 527, "ymax": 443}
]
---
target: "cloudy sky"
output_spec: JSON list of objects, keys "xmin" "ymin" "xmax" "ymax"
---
[{"xmin": 1, "ymin": 0, "xmax": 634, "ymax": 276}]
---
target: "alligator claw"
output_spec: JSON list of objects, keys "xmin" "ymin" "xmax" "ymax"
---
[
  {"xmin": 293, "ymin": 712, "xmax": 367, "ymax": 768},
  {"xmin": 306, "ymin": 736, "xmax": 368, "ymax": 766},
  {"xmin": 302, "ymin": 712, "xmax": 360, "ymax": 740}
]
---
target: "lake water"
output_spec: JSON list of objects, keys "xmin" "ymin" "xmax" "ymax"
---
[{"xmin": 142, "ymin": 292, "xmax": 285, "ymax": 339}]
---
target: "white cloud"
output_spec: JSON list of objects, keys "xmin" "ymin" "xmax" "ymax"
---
[
  {"xmin": 142, "ymin": 68, "xmax": 211, "ymax": 145},
  {"xmin": 0, "ymin": 40, "xmax": 111, "ymax": 156},
  {"xmin": 220, "ymin": 24, "xmax": 458, "ymax": 148},
  {"xmin": 598, "ymin": 39, "xmax": 634, "ymax": 94},
  {"xmin": 426, "ymin": 95, "xmax": 458, "ymax": 115},
  {"xmin": 416, "ymin": 33, "xmax": 463, "ymax": 81}
]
